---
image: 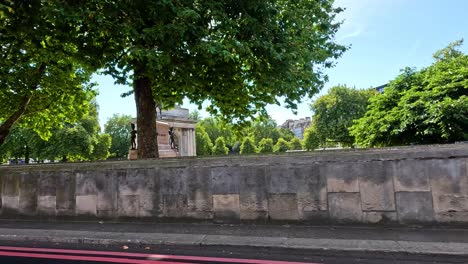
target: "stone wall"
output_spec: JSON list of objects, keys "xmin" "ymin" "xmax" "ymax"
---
[{"xmin": 0, "ymin": 145, "xmax": 467, "ymax": 225}]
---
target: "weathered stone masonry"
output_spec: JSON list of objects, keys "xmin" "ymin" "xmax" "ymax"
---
[{"xmin": 0, "ymin": 145, "xmax": 467, "ymax": 225}]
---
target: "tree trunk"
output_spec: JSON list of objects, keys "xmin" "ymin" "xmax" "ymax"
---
[
  {"xmin": 133, "ymin": 62, "xmax": 159, "ymax": 159},
  {"xmin": 0, "ymin": 63, "xmax": 45, "ymax": 147},
  {"xmin": 0, "ymin": 95, "xmax": 32, "ymax": 146}
]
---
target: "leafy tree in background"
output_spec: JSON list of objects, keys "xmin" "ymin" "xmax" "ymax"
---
[
  {"xmin": 277, "ymin": 128, "xmax": 295, "ymax": 142},
  {"xmin": 198, "ymin": 117, "xmax": 234, "ymax": 149},
  {"xmin": 311, "ymin": 85, "xmax": 376, "ymax": 146},
  {"xmin": 240, "ymin": 137, "xmax": 257, "ymax": 155},
  {"xmin": 274, "ymin": 138, "xmax": 290, "ymax": 153},
  {"xmin": 0, "ymin": 126, "xmax": 43, "ymax": 164},
  {"xmin": 104, "ymin": 114, "xmax": 132, "ymax": 158},
  {"xmin": 350, "ymin": 40, "xmax": 468, "ymax": 146},
  {"xmin": 55, "ymin": 0, "xmax": 346, "ymax": 159},
  {"xmin": 244, "ymin": 118, "xmax": 280, "ymax": 145},
  {"xmin": 189, "ymin": 110, "xmax": 202, "ymax": 121},
  {"xmin": 212, "ymin": 137, "xmax": 229, "ymax": 155},
  {"xmin": 258, "ymin": 138, "xmax": 274, "ymax": 153},
  {"xmin": 289, "ymin": 137, "xmax": 303, "ymax": 150},
  {"xmin": 0, "ymin": 1, "xmax": 100, "ymax": 147},
  {"xmin": 303, "ymin": 126, "xmax": 320, "ymax": 151},
  {"xmin": 39, "ymin": 101, "xmax": 111, "ymax": 162},
  {"xmin": 195, "ymin": 125, "xmax": 213, "ymax": 156}
]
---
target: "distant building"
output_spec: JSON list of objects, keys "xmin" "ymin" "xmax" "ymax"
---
[
  {"xmin": 280, "ymin": 117, "xmax": 311, "ymax": 140},
  {"xmin": 375, "ymin": 84, "xmax": 387, "ymax": 93}
]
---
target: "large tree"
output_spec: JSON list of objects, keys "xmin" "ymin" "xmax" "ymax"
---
[
  {"xmin": 0, "ymin": 1, "xmax": 101, "ymax": 146},
  {"xmin": 104, "ymin": 114, "xmax": 133, "ymax": 159},
  {"xmin": 59, "ymin": 0, "xmax": 346, "ymax": 159},
  {"xmin": 350, "ymin": 41, "xmax": 468, "ymax": 147},
  {"xmin": 311, "ymin": 85, "xmax": 376, "ymax": 146}
]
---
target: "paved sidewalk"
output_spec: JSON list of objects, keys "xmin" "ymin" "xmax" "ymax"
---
[{"xmin": 0, "ymin": 220, "xmax": 467, "ymax": 257}]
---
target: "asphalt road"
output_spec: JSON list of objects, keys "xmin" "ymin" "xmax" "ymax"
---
[{"xmin": 0, "ymin": 241, "xmax": 467, "ymax": 264}]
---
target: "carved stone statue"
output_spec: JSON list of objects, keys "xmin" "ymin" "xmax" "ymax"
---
[{"xmin": 130, "ymin": 123, "xmax": 137, "ymax": 150}]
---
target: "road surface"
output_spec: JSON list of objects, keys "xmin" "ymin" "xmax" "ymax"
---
[{"xmin": 0, "ymin": 241, "xmax": 466, "ymax": 264}]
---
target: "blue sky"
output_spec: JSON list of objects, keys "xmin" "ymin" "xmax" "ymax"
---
[{"xmin": 95, "ymin": 0, "xmax": 468, "ymax": 128}]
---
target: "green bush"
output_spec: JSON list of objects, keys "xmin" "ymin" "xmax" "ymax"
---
[
  {"xmin": 273, "ymin": 138, "xmax": 290, "ymax": 152},
  {"xmin": 240, "ymin": 137, "xmax": 257, "ymax": 154},
  {"xmin": 195, "ymin": 125, "xmax": 213, "ymax": 156},
  {"xmin": 258, "ymin": 138, "xmax": 274, "ymax": 153},
  {"xmin": 289, "ymin": 137, "xmax": 303, "ymax": 150},
  {"xmin": 212, "ymin": 136, "xmax": 229, "ymax": 155},
  {"xmin": 303, "ymin": 126, "xmax": 320, "ymax": 150}
]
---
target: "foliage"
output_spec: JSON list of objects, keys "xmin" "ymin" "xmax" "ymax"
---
[
  {"xmin": 311, "ymin": 85, "xmax": 376, "ymax": 146},
  {"xmin": 40, "ymin": 101, "xmax": 111, "ymax": 161},
  {"xmin": 273, "ymin": 138, "xmax": 290, "ymax": 153},
  {"xmin": 195, "ymin": 125, "xmax": 213, "ymax": 156},
  {"xmin": 198, "ymin": 117, "xmax": 234, "ymax": 148},
  {"xmin": 189, "ymin": 110, "xmax": 201, "ymax": 121},
  {"xmin": 104, "ymin": 114, "xmax": 132, "ymax": 158},
  {"xmin": 0, "ymin": 1, "xmax": 99, "ymax": 147},
  {"xmin": 258, "ymin": 138, "xmax": 274, "ymax": 153},
  {"xmin": 350, "ymin": 40, "xmax": 468, "ymax": 146},
  {"xmin": 303, "ymin": 126, "xmax": 320, "ymax": 150},
  {"xmin": 277, "ymin": 128, "xmax": 295, "ymax": 142},
  {"xmin": 1, "ymin": 100, "xmax": 112, "ymax": 162},
  {"xmin": 243, "ymin": 118, "xmax": 280, "ymax": 145},
  {"xmin": 212, "ymin": 137, "xmax": 229, "ymax": 155},
  {"xmin": 53, "ymin": 0, "xmax": 346, "ymax": 158},
  {"xmin": 289, "ymin": 137, "xmax": 303, "ymax": 150},
  {"xmin": 90, "ymin": 133, "xmax": 112, "ymax": 161},
  {"xmin": 240, "ymin": 137, "xmax": 257, "ymax": 155}
]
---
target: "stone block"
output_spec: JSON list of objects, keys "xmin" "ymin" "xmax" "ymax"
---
[
  {"xmin": 363, "ymin": 212, "xmax": 397, "ymax": 224},
  {"xmin": 76, "ymin": 195, "xmax": 97, "ymax": 215},
  {"xmin": 396, "ymin": 192, "xmax": 434, "ymax": 224},
  {"xmin": 118, "ymin": 168, "xmax": 156, "ymax": 196},
  {"xmin": 37, "ymin": 195, "xmax": 56, "ymax": 215},
  {"xmin": 38, "ymin": 171, "xmax": 57, "ymax": 196},
  {"xmin": 428, "ymin": 159, "xmax": 468, "ymax": 213},
  {"xmin": 433, "ymin": 195, "xmax": 468, "ymax": 213},
  {"xmin": 267, "ymin": 193, "xmax": 299, "ymax": 221},
  {"xmin": 358, "ymin": 161, "xmax": 395, "ymax": 211},
  {"xmin": 240, "ymin": 192, "xmax": 268, "ymax": 220},
  {"xmin": 211, "ymin": 166, "xmax": 240, "ymax": 194},
  {"xmin": 56, "ymin": 171, "xmax": 75, "ymax": 211},
  {"xmin": 75, "ymin": 171, "xmax": 98, "ymax": 196},
  {"xmin": 266, "ymin": 166, "xmax": 297, "ymax": 193},
  {"xmin": 435, "ymin": 212, "xmax": 468, "ymax": 223},
  {"xmin": 392, "ymin": 160, "xmax": 430, "ymax": 192},
  {"xmin": 2, "ymin": 196, "xmax": 19, "ymax": 211},
  {"xmin": 127, "ymin": 149, "xmax": 138, "ymax": 160},
  {"xmin": 429, "ymin": 159, "xmax": 467, "ymax": 194},
  {"xmin": 162, "ymin": 194, "xmax": 187, "ymax": 218},
  {"xmin": 322, "ymin": 162, "xmax": 359, "ymax": 193},
  {"xmin": 2, "ymin": 174, "xmax": 19, "ymax": 196},
  {"xmin": 328, "ymin": 193, "xmax": 362, "ymax": 223},
  {"xmin": 239, "ymin": 166, "xmax": 268, "ymax": 220},
  {"xmin": 96, "ymin": 171, "xmax": 118, "ymax": 212},
  {"xmin": 118, "ymin": 195, "xmax": 139, "ymax": 217},
  {"xmin": 160, "ymin": 167, "xmax": 187, "ymax": 195},
  {"xmin": 19, "ymin": 173, "xmax": 37, "ymax": 215},
  {"xmin": 294, "ymin": 164, "xmax": 328, "ymax": 219},
  {"xmin": 187, "ymin": 167, "xmax": 212, "ymax": 214},
  {"xmin": 213, "ymin": 194, "xmax": 240, "ymax": 222}
]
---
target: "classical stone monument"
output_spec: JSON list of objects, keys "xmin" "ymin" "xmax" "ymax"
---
[{"xmin": 128, "ymin": 105, "xmax": 197, "ymax": 159}]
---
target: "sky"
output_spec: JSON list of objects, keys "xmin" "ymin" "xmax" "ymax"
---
[{"xmin": 94, "ymin": 0, "xmax": 468, "ymax": 129}]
